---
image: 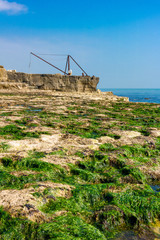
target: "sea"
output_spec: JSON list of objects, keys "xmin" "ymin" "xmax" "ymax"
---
[{"xmin": 100, "ymin": 88, "xmax": 160, "ymax": 104}]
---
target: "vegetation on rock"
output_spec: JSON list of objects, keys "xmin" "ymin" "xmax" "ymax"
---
[{"xmin": 0, "ymin": 91, "xmax": 159, "ymax": 239}]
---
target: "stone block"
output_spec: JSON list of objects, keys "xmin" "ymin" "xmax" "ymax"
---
[{"xmin": 0, "ymin": 67, "xmax": 7, "ymax": 81}]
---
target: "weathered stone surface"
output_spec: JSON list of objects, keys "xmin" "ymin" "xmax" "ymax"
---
[
  {"xmin": 7, "ymin": 71, "xmax": 99, "ymax": 92},
  {"xmin": 0, "ymin": 66, "xmax": 7, "ymax": 81}
]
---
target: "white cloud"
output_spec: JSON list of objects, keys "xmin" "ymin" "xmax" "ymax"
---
[{"xmin": 0, "ymin": 0, "xmax": 28, "ymax": 14}]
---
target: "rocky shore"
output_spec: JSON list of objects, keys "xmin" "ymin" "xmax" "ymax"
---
[{"xmin": 0, "ymin": 89, "xmax": 159, "ymax": 239}]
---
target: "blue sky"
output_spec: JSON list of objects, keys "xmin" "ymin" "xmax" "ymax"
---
[{"xmin": 0, "ymin": 0, "xmax": 160, "ymax": 88}]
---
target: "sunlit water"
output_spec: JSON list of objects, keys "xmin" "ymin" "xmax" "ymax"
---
[{"xmin": 100, "ymin": 89, "xmax": 160, "ymax": 104}]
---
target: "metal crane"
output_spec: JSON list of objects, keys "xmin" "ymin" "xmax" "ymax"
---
[{"xmin": 30, "ymin": 52, "xmax": 88, "ymax": 76}]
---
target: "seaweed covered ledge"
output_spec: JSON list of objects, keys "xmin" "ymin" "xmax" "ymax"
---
[{"xmin": 0, "ymin": 89, "xmax": 159, "ymax": 239}]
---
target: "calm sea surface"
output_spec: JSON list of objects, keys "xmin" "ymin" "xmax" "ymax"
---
[{"xmin": 100, "ymin": 88, "xmax": 160, "ymax": 104}]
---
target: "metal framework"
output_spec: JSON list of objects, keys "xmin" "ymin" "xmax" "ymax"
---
[{"xmin": 30, "ymin": 52, "xmax": 88, "ymax": 76}]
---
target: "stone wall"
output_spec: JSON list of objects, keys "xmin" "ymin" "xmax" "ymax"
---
[{"xmin": 6, "ymin": 71, "xmax": 99, "ymax": 92}]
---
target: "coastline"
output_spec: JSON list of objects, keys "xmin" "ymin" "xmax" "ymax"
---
[
  {"xmin": 100, "ymin": 88, "xmax": 160, "ymax": 104},
  {"xmin": 0, "ymin": 89, "xmax": 159, "ymax": 239}
]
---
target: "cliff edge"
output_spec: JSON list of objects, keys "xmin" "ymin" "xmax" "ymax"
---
[{"xmin": 0, "ymin": 66, "xmax": 99, "ymax": 92}]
